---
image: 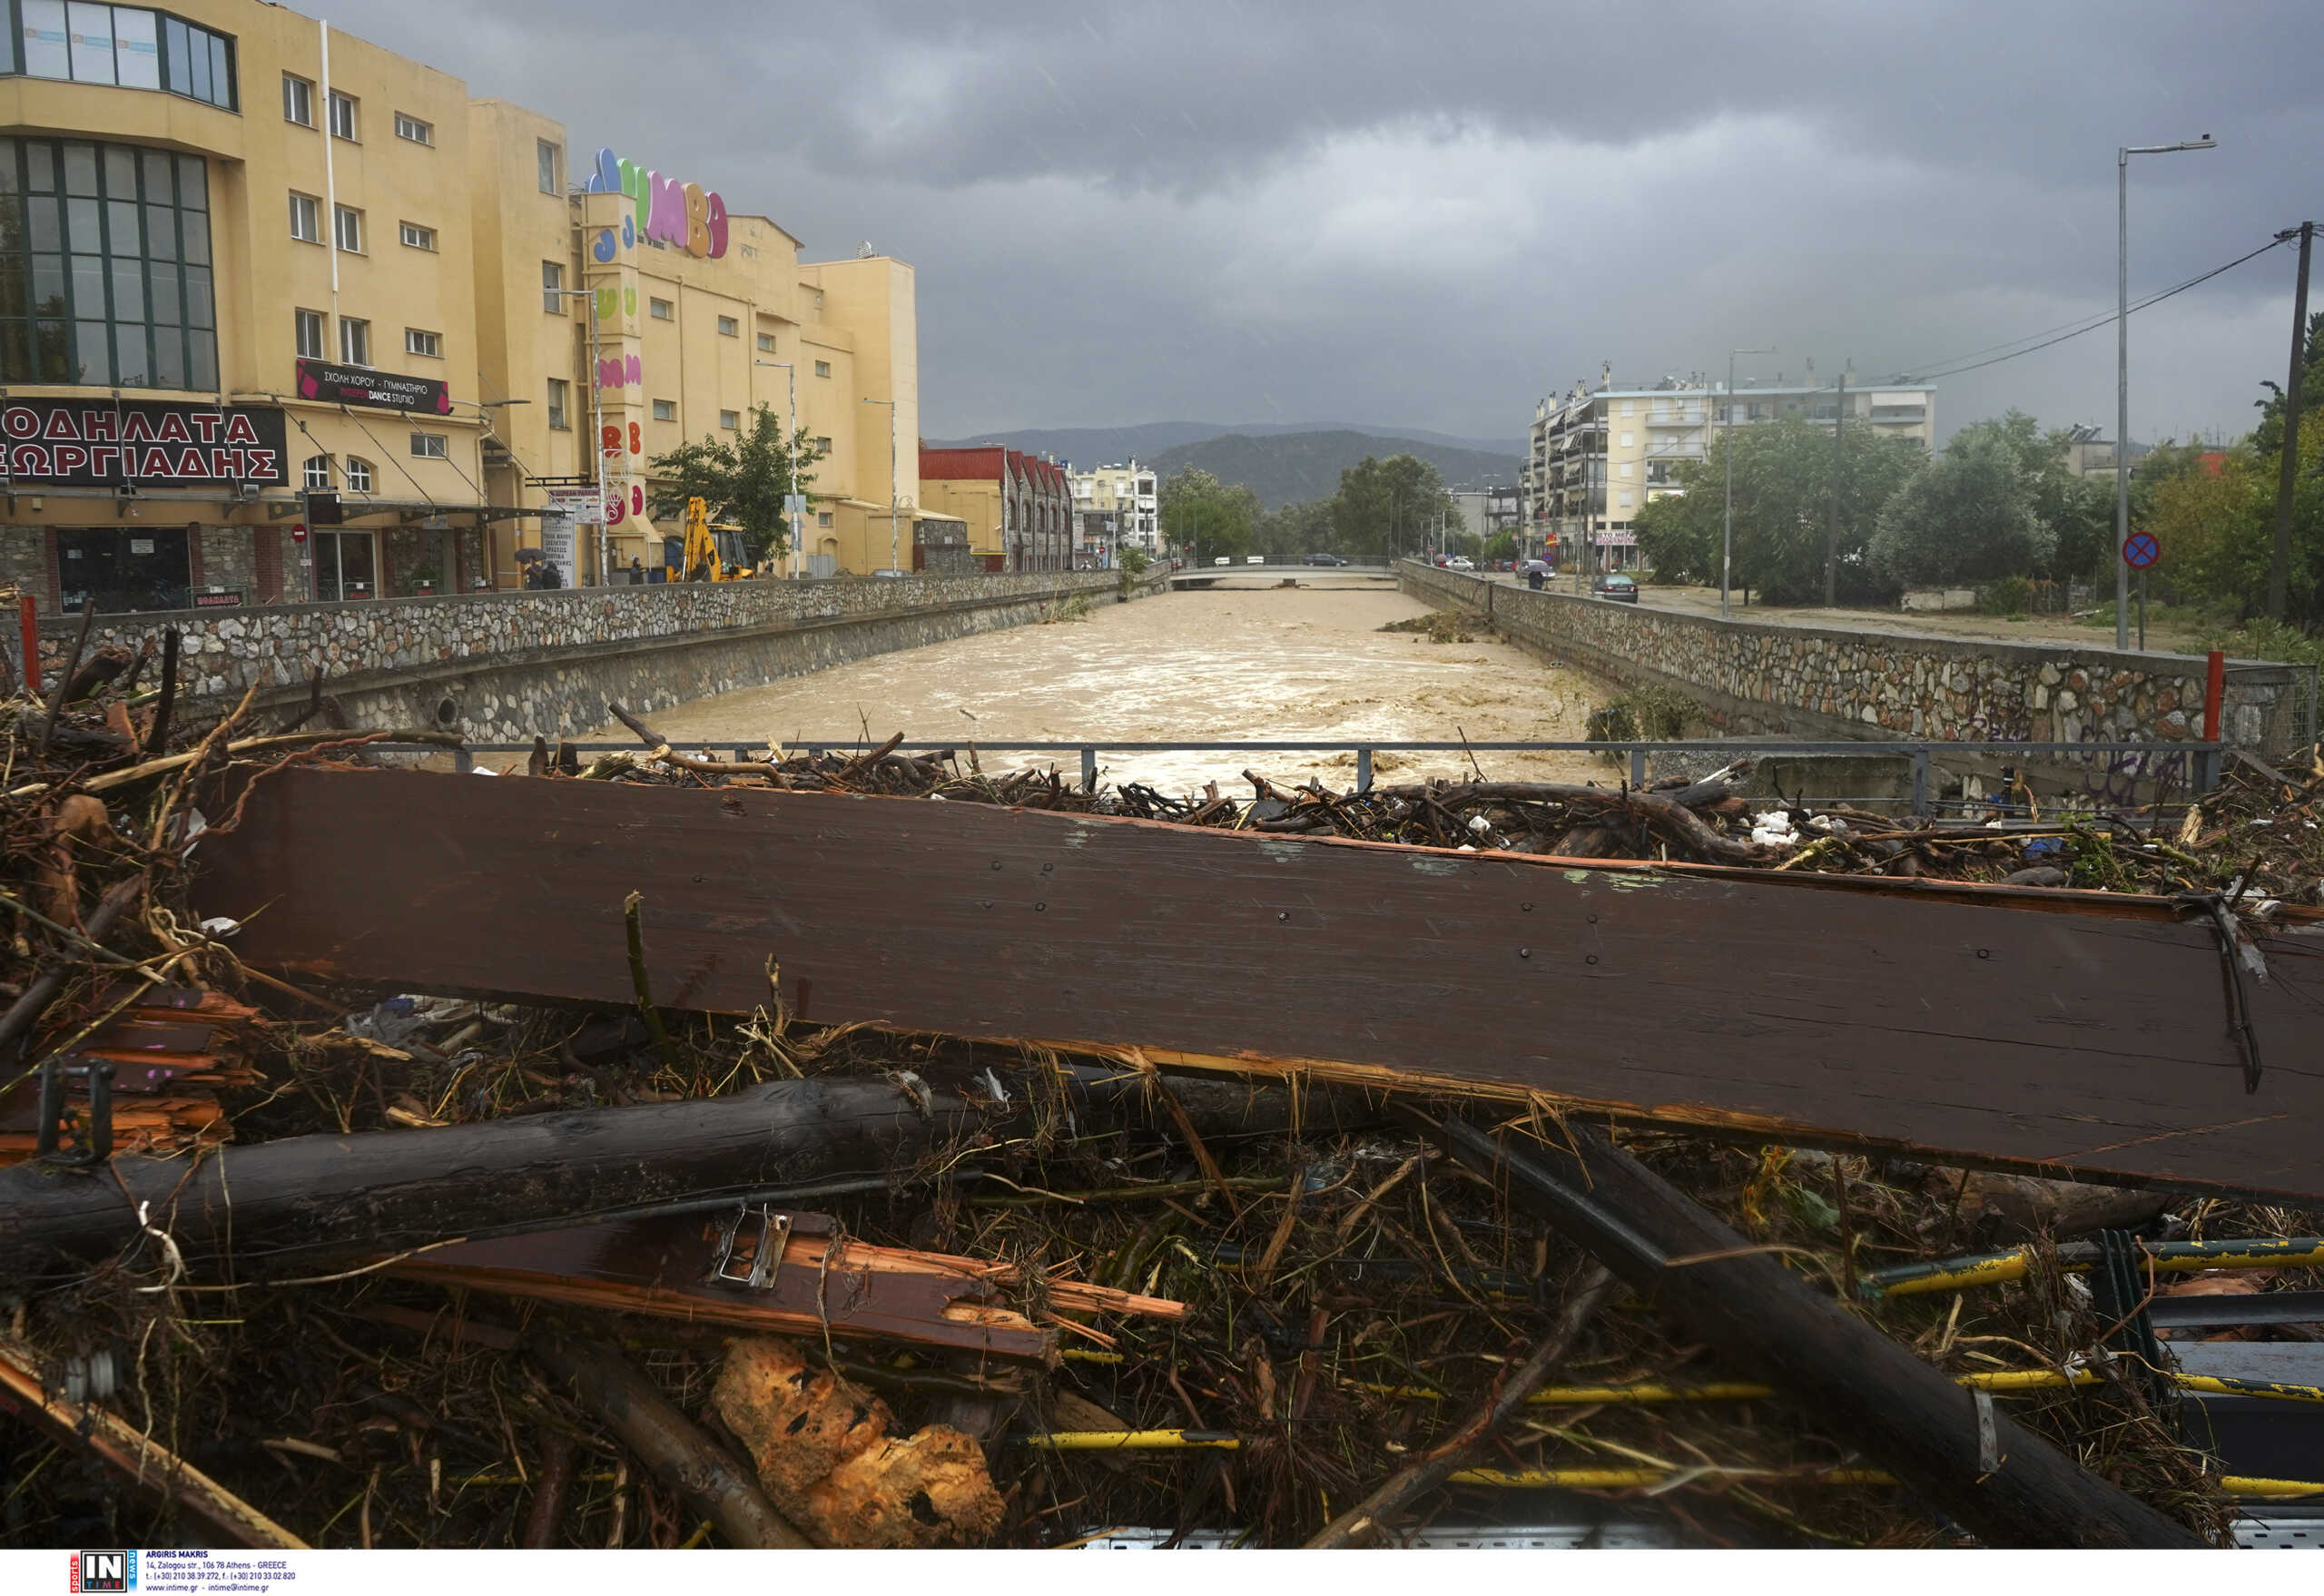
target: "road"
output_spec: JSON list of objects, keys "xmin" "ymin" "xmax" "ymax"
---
[{"xmin": 596, "ymin": 586, "xmax": 1609, "ymax": 794}]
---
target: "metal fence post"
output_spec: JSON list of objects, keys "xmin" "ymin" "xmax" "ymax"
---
[
  {"xmin": 1080, "ymin": 746, "xmax": 1097, "ymax": 792},
  {"xmin": 1911, "ymin": 748, "xmax": 1929, "ymax": 818},
  {"xmin": 1629, "ymin": 746, "xmax": 1647, "ymax": 788},
  {"xmin": 1357, "ymin": 747, "xmax": 1374, "ymax": 792}
]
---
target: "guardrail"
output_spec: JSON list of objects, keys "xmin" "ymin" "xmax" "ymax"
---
[{"xmin": 438, "ymin": 736, "xmax": 2225, "ymax": 814}]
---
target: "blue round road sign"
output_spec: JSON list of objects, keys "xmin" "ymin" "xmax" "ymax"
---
[{"xmin": 2122, "ymin": 532, "xmax": 2161, "ymax": 570}]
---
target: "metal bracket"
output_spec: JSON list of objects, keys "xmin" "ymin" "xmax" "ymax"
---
[
  {"xmin": 708, "ymin": 1205, "xmax": 792, "ymax": 1289},
  {"xmin": 34, "ymin": 1056, "xmax": 114, "ymax": 1167}
]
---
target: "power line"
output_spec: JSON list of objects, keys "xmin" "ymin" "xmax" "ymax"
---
[{"xmin": 1896, "ymin": 235, "xmax": 2295, "ymax": 384}]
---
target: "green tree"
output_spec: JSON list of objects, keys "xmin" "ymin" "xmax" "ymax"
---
[
  {"xmin": 2254, "ymin": 310, "xmax": 2324, "ymax": 459},
  {"xmin": 1328, "ymin": 454, "xmax": 1457, "ymax": 559},
  {"xmin": 1159, "ymin": 466, "xmax": 1261, "ymax": 563},
  {"xmin": 1254, "ymin": 497, "xmax": 1334, "ymax": 562},
  {"xmin": 647, "ymin": 405, "xmax": 824, "ymax": 561},
  {"xmin": 1483, "ymin": 529, "xmax": 1518, "ymax": 563},
  {"xmin": 1630, "ymin": 419, "xmax": 1925, "ymax": 603},
  {"xmin": 1870, "ymin": 424, "xmax": 2054, "ymax": 587}
]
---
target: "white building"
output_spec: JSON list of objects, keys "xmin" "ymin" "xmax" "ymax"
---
[
  {"xmin": 1520, "ymin": 366, "xmax": 1935, "ymax": 571},
  {"xmin": 1068, "ymin": 460, "xmax": 1160, "ymax": 560}
]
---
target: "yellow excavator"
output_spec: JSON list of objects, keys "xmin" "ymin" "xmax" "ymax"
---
[{"xmin": 663, "ymin": 495, "xmax": 754, "ymax": 581}]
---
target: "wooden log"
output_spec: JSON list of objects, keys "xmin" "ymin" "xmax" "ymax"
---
[
  {"xmin": 188, "ymin": 768, "xmax": 2324, "ymax": 1203},
  {"xmin": 1426, "ymin": 1111, "xmax": 2204, "ymax": 1549},
  {"xmin": 529, "ymin": 1330, "xmax": 809, "ymax": 1549},
  {"xmin": 0, "ymin": 1066, "xmax": 1347, "ymax": 1284}
]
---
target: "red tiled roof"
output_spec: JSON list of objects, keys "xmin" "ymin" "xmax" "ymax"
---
[{"xmin": 919, "ymin": 445, "xmax": 1006, "ymax": 482}]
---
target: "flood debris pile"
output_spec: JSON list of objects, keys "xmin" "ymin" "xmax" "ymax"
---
[{"xmin": 1, "ymin": 682, "xmax": 2319, "ymax": 1552}]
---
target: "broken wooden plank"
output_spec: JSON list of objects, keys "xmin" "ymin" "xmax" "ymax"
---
[
  {"xmin": 190, "ymin": 766, "xmax": 2324, "ymax": 1203},
  {"xmin": 394, "ymin": 1209, "xmax": 1183, "ymax": 1360}
]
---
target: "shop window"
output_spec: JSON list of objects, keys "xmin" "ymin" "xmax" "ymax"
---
[
  {"xmin": 313, "ymin": 528, "xmax": 375, "ymax": 602},
  {"xmin": 0, "ymin": 135, "xmax": 217, "ymax": 388},
  {"xmin": 345, "ymin": 457, "xmax": 373, "ymax": 492},
  {"xmin": 55, "ymin": 526, "xmax": 191, "ymax": 613}
]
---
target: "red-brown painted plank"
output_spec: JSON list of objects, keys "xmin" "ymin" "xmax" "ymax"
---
[{"xmin": 192, "ymin": 766, "xmax": 2324, "ymax": 1201}]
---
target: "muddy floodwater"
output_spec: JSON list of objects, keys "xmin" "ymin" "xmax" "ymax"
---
[{"xmin": 593, "ymin": 584, "xmax": 1610, "ymax": 794}]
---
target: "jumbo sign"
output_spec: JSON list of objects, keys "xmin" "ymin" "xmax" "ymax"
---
[{"xmin": 582, "ymin": 147, "xmax": 729, "ymax": 260}]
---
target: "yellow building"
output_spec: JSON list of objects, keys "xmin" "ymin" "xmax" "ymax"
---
[{"xmin": 0, "ymin": 0, "xmax": 923, "ymax": 615}]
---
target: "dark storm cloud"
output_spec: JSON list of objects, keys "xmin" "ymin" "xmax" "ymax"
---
[{"xmin": 327, "ymin": 0, "xmax": 2324, "ymax": 444}]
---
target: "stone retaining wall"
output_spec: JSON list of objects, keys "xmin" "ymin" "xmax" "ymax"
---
[
  {"xmin": 1401, "ymin": 563, "xmax": 2306, "ymax": 754},
  {"xmin": 33, "ymin": 569, "xmax": 1163, "ymax": 742}
]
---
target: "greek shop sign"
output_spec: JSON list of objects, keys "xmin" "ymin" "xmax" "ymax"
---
[
  {"xmin": 1, "ymin": 401, "xmax": 287, "ymax": 486},
  {"xmin": 582, "ymin": 147, "xmax": 730, "ymax": 260}
]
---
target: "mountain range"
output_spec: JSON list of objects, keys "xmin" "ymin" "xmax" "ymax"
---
[{"xmin": 925, "ymin": 422, "xmax": 1525, "ymax": 508}]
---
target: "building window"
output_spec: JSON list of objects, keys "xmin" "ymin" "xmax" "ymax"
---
[
  {"xmin": 651, "ymin": 399, "xmax": 675, "ymax": 422},
  {"xmin": 333, "ymin": 204, "xmax": 362, "ymax": 252},
  {"xmin": 812, "ymin": 435, "xmax": 832, "ymax": 453},
  {"xmin": 716, "ymin": 315, "xmax": 738, "ymax": 337},
  {"xmin": 410, "ymin": 432, "xmax": 448, "ymax": 458},
  {"xmin": 0, "ymin": 136, "xmax": 218, "ymax": 388},
  {"xmin": 813, "ymin": 360, "xmax": 831, "ymax": 378},
  {"xmin": 756, "ymin": 331, "xmax": 774, "ymax": 352},
  {"xmin": 302, "ymin": 454, "xmax": 332, "ymax": 490},
  {"xmin": 294, "ymin": 308, "xmax": 325, "ymax": 360},
  {"xmin": 345, "ymin": 457, "xmax": 373, "ymax": 492},
  {"xmin": 339, "ymin": 316, "xmax": 369, "ymax": 365},
  {"xmin": 399, "ymin": 222, "xmax": 435, "ymax": 251},
  {"xmin": 393, "ymin": 112, "xmax": 433, "ymax": 145},
  {"xmin": 540, "ymin": 261, "xmax": 563, "ymax": 313},
  {"xmin": 649, "ymin": 297, "xmax": 673, "ymax": 320},
  {"xmin": 546, "ymin": 378, "xmax": 568, "ymax": 429},
  {"xmin": 289, "ymin": 191, "xmax": 320, "ymax": 241},
  {"xmin": 537, "ymin": 140, "xmax": 561, "ymax": 194},
  {"xmin": 719, "ymin": 409, "xmax": 739, "ymax": 429},
  {"xmin": 328, "ymin": 90, "xmax": 357, "ymax": 141},
  {"xmin": 404, "ymin": 328, "xmax": 440, "ymax": 359},
  {"xmin": 817, "ymin": 511, "xmax": 832, "ymax": 527},
  {"xmin": 282, "ymin": 72, "xmax": 312, "ymax": 126},
  {"xmin": 9, "ymin": 6, "xmax": 232, "ymax": 106}
]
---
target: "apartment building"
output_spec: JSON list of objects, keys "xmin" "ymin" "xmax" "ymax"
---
[
  {"xmin": 1520, "ymin": 369, "xmax": 1935, "ymax": 571},
  {"xmin": 919, "ymin": 446, "xmax": 1072, "ymax": 573},
  {"xmin": 0, "ymin": 0, "xmax": 923, "ymax": 613},
  {"xmin": 1068, "ymin": 459, "xmax": 1158, "ymax": 564}
]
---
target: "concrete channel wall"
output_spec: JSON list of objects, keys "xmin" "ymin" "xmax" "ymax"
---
[
  {"xmin": 38, "ymin": 568, "xmax": 1167, "ymax": 742},
  {"xmin": 1401, "ymin": 562, "xmax": 2309, "ymax": 756}
]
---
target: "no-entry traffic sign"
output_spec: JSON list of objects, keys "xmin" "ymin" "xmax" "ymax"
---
[{"xmin": 2122, "ymin": 532, "xmax": 2161, "ymax": 570}]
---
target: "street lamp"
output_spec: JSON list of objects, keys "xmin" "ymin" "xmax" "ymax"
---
[
  {"xmin": 2116, "ymin": 136, "xmax": 2217, "ymax": 650},
  {"xmin": 862, "ymin": 397, "xmax": 900, "ymax": 575},
  {"xmin": 1722, "ymin": 346, "xmax": 1773, "ymax": 618},
  {"xmin": 755, "ymin": 360, "xmax": 799, "ymax": 576}
]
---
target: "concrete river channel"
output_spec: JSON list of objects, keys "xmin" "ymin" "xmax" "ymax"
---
[{"xmin": 587, "ymin": 581, "xmax": 1610, "ymax": 796}]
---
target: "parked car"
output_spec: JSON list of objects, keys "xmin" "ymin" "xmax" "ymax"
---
[
  {"xmin": 1447, "ymin": 555, "xmax": 1475, "ymax": 570},
  {"xmin": 1590, "ymin": 572, "xmax": 1640, "ymax": 603},
  {"xmin": 1303, "ymin": 551, "xmax": 1350, "ymax": 566}
]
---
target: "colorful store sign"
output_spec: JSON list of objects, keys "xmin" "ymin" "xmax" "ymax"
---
[
  {"xmin": 582, "ymin": 147, "xmax": 729, "ymax": 260},
  {"xmin": 0, "ymin": 401, "xmax": 287, "ymax": 486},
  {"xmin": 297, "ymin": 359, "xmax": 454, "ymax": 416}
]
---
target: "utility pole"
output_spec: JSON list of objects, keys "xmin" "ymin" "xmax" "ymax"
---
[
  {"xmin": 2268, "ymin": 221, "xmax": 2314, "ymax": 622},
  {"xmin": 1826, "ymin": 369, "xmax": 1846, "ymax": 606}
]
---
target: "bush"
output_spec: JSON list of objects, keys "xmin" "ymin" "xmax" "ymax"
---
[
  {"xmin": 1976, "ymin": 576, "xmax": 2032, "ymax": 617},
  {"xmin": 1585, "ymin": 686, "xmax": 1694, "ymax": 744}
]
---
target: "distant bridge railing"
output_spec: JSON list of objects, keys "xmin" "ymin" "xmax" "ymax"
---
[{"xmin": 436, "ymin": 736, "xmax": 2226, "ymax": 815}]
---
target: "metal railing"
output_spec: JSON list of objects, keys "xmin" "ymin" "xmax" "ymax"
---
[{"xmin": 441, "ymin": 736, "xmax": 2225, "ymax": 814}]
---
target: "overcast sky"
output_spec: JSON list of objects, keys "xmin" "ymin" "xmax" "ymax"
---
[{"xmin": 336, "ymin": 0, "xmax": 2323, "ymax": 449}]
